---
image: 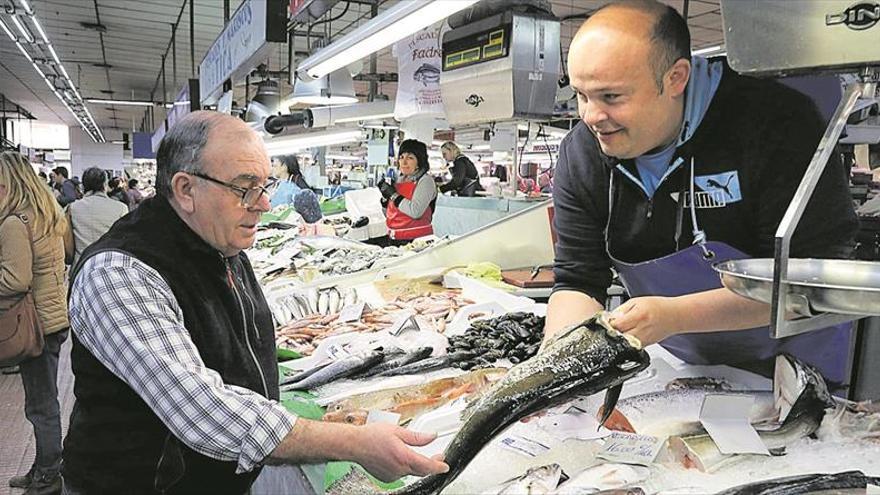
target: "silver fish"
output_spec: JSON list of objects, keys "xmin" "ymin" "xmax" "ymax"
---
[
  {"xmin": 350, "ymin": 347, "xmax": 435, "ymax": 379},
  {"xmin": 393, "ymin": 312, "xmax": 650, "ymax": 495},
  {"xmin": 279, "ymin": 349, "xmax": 385, "ymax": 391},
  {"xmin": 550, "ymin": 464, "xmax": 650, "ymax": 495},
  {"xmin": 667, "ymin": 354, "xmax": 835, "ymax": 473},
  {"xmin": 481, "ymin": 463, "xmax": 568, "ymax": 495}
]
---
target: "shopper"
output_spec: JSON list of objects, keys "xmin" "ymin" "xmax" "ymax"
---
[
  {"xmin": 377, "ymin": 139, "xmax": 438, "ymax": 245},
  {"xmin": 63, "ymin": 111, "xmax": 448, "ymax": 495},
  {"xmin": 490, "ymin": 162, "xmax": 508, "ymax": 182},
  {"xmin": 107, "ymin": 177, "xmax": 128, "ymax": 206},
  {"xmin": 52, "ymin": 166, "xmax": 78, "ymax": 206},
  {"xmin": 126, "ymin": 178, "xmax": 144, "ymax": 210},
  {"xmin": 64, "ymin": 167, "xmax": 128, "ymax": 266},
  {"xmin": 439, "ymin": 141, "xmax": 483, "ymax": 196},
  {"xmin": 0, "ymin": 151, "xmax": 69, "ymax": 495},
  {"xmin": 270, "ymin": 154, "xmax": 310, "ymax": 208},
  {"xmin": 544, "ymin": 0, "xmax": 858, "ymax": 386}
]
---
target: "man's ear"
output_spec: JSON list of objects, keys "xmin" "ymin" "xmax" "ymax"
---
[
  {"xmin": 666, "ymin": 58, "xmax": 691, "ymax": 98},
  {"xmin": 171, "ymin": 172, "xmax": 196, "ymax": 213}
]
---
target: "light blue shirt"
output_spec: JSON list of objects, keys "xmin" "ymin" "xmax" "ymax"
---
[
  {"xmin": 634, "ymin": 56, "xmax": 724, "ymax": 197},
  {"xmin": 270, "ymin": 180, "xmax": 302, "ymax": 208}
]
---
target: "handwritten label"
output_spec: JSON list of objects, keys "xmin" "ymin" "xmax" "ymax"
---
[
  {"xmin": 338, "ymin": 301, "xmax": 368, "ymax": 323},
  {"xmin": 325, "ymin": 343, "xmax": 351, "ymax": 361},
  {"xmin": 388, "ymin": 311, "xmax": 416, "ymax": 336},
  {"xmin": 597, "ymin": 432, "xmax": 663, "ymax": 465},
  {"xmin": 498, "ymin": 434, "xmax": 551, "ymax": 458}
]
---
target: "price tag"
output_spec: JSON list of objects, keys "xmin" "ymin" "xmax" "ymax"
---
[
  {"xmin": 388, "ymin": 311, "xmax": 416, "ymax": 336},
  {"xmin": 338, "ymin": 301, "xmax": 368, "ymax": 323},
  {"xmin": 497, "ymin": 434, "xmax": 551, "ymax": 458},
  {"xmin": 325, "ymin": 343, "xmax": 351, "ymax": 361},
  {"xmin": 597, "ymin": 431, "xmax": 664, "ymax": 465}
]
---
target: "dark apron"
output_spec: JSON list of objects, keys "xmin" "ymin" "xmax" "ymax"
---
[{"xmin": 606, "ymin": 160, "xmax": 852, "ymax": 387}]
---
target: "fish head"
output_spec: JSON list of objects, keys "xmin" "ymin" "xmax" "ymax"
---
[{"xmin": 774, "ymin": 354, "xmax": 834, "ymax": 423}]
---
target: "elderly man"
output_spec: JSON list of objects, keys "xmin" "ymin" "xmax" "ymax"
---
[
  {"xmin": 545, "ymin": 0, "xmax": 857, "ymax": 386},
  {"xmin": 64, "ymin": 112, "xmax": 448, "ymax": 494}
]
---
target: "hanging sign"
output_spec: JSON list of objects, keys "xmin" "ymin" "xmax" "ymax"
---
[{"xmin": 393, "ymin": 25, "xmax": 445, "ymax": 120}]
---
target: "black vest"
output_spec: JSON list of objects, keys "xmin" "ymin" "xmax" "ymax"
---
[{"xmin": 63, "ymin": 196, "xmax": 279, "ymax": 495}]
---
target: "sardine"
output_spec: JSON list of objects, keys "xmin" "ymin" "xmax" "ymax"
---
[
  {"xmin": 394, "ymin": 312, "xmax": 650, "ymax": 495},
  {"xmin": 279, "ymin": 349, "xmax": 385, "ymax": 391},
  {"xmin": 481, "ymin": 463, "xmax": 567, "ymax": 495},
  {"xmin": 376, "ymin": 351, "xmax": 477, "ymax": 377},
  {"xmin": 714, "ymin": 470, "xmax": 880, "ymax": 494},
  {"xmin": 350, "ymin": 347, "xmax": 435, "ymax": 379},
  {"xmin": 667, "ymin": 354, "xmax": 835, "ymax": 473}
]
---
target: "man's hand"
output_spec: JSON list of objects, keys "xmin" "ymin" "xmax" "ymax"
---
[
  {"xmin": 377, "ymin": 178, "xmax": 397, "ymax": 200},
  {"xmin": 350, "ymin": 424, "xmax": 449, "ymax": 482},
  {"xmin": 607, "ymin": 296, "xmax": 683, "ymax": 347}
]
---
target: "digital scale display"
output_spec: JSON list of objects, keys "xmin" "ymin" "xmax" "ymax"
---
[{"xmin": 442, "ymin": 23, "xmax": 512, "ymax": 71}]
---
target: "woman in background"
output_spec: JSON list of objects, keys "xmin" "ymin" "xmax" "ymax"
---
[
  {"xmin": 377, "ymin": 139, "xmax": 437, "ymax": 245},
  {"xmin": 439, "ymin": 141, "xmax": 483, "ymax": 197},
  {"xmin": 270, "ymin": 154, "xmax": 311, "ymax": 208},
  {"xmin": 0, "ymin": 152, "xmax": 69, "ymax": 495}
]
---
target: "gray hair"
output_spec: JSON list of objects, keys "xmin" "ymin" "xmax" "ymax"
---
[{"xmin": 155, "ymin": 111, "xmax": 223, "ymax": 197}]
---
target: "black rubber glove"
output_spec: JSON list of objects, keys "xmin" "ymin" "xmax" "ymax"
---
[
  {"xmin": 392, "ymin": 193, "xmax": 404, "ymax": 207},
  {"xmin": 377, "ymin": 178, "xmax": 396, "ymax": 200},
  {"xmin": 380, "ymin": 197, "xmax": 389, "ymax": 209}
]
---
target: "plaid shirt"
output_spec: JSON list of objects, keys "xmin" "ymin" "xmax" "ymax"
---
[{"xmin": 69, "ymin": 251, "xmax": 296, "ymax": 473}]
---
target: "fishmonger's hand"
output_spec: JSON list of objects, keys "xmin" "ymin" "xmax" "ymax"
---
[{"xmin": 607, "ymin": 296, "xmax": 684, "ymax": 347}]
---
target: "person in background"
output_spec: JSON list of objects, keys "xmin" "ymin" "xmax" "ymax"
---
[
  {"xmin": 107, "ymin": 177, "xmax": 129, "ymax": 207},
  {"xmin": 0, "ymin": 152, "xmax": 69, "ymax": 495},
  {"xmin": 377, "ymin": 139, "xmax": 438, "ymax": 245},
  {"xmin": 64, "ymin": 167, "xmax": 128, "ymax": 266},
  {"xmin": 294, "ymin": 189, "xmax": 335, "ymax": 236},
  {"xmin": 545, "ymin": 0, "xmax": 858, "ymax": 386},
  {"xmin": 126, "ymin": 179, "xmax": 144, "ymax": 210},
  {"xmin": 490, "ymin": 162, "xmax": 508, "ymax": 182},
  {"xmin": 538, "ymin": 170, "xmax": 554, "ymax": 194},
  {"xmin": 37, "ymin": 171, "xmax": 49, "ymax": 187},
  {"xmin": 52, "ymin": 166, "xmax": 78, "ymax": 206},
  {"xmin": 439, "ymin": 141, "xmax": 483, "ymax": 197},
  {"xmin": 63, "ymin": 111, "xmax": 447, "ymax": 494},
  {"xmin": 270, "ymin": 154, "xmax": 310, "ymax": 208}
]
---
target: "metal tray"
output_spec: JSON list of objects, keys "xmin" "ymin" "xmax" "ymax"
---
[{"xmin": 713, "ymin": 258, "xmax": 880, "ymax": 317}]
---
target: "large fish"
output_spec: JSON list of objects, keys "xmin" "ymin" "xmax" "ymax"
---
[
  {"xmin": 376, "ymin": 351, "xmax": 477, "ymax": 377},
  {"xmin": 350, "ymin": 347, "xmax": 435, "ymax": 380},
  {"xmin": 714, "ymin": 470, "xmax": 880, "ymax": 494},
  {"xmin": 667, "ymin": 355, "xmax": 836, "ymax": 473},
  {"xmin": 394, "ymin": 312, "xmax": 650, "ymax": 495},
  {"xmin": 279, "ymin": 349, "xmax": 385, "ymax": 391}
]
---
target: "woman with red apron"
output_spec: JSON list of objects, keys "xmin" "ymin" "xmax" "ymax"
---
[{"xmin": 377, "ymin": 139, "xmax": 437, "ymax": 246}]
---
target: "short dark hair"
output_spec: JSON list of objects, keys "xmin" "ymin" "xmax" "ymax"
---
[
  {"xmin": 398, "ymin": 139, "xmax": 430, "ymax": 173},
  {"xmin": 128, "ymin": 179, "xmax": 139, "ymax": 189},
  {"xmin": 155, "ymin": 112, "xmax": 217, "ymax": 197},
  {"xmin": 53, "ymin": 166, "xmax": 69, "ymax": 179},
  {"xmin": 599, "ymin": 0, "xmax": 691, "ymax": 90},
  {"xmin": 82, "ymin": 167, "xmax": 107, "ymax": 193},
  {"xmin": 108, "ymin": 177, "xmax": 121, "ymax": 189}
]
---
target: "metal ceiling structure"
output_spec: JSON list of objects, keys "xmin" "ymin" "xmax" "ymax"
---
[{"xmin": 0, "ymin": 0, "xmax": 723, "ymax": 143}]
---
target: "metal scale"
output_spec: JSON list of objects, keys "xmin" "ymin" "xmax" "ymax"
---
[{"xmin": 711, "ymin": 0, "xmax": 880, "ymax": 399}]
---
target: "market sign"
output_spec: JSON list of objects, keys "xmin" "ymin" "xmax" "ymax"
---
[{"xmin": 199, "ymin": 0, "xmax": 287, "ymax": 105}]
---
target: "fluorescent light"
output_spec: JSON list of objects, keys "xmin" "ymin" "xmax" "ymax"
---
[
  {"xmin": 86, "ymin": 98, "xmax": 157, "ymax": 107},
  {"xmin": 264, "ymin": 129, "xmax": 365, "ymax": 155},
  {"xmin": 306, "ymin": 100, "xmax": 395, "ymax": 127},
  {"xmin": 47, "ymin": 44, "xmax": 61, "ymax": 66},
  {"xmin": 18, "ymin": 0, "xmax": 33, "ymax": 14},
  {"xmin": 692, "ymin": 45, "xmax": 722, "ymax": 56},
  {"xmin": 0, "ymin": 18, "xmax": 15, "ymax": 41},
  {"xmin": 15, "ymin": 41, "xmax": 33, "ymax": 62},
  {"xmin": 31, "ymin": 16, "xmax": 48, "ymax": 43},
  {"xmin": 297, "ymin": 0, "xmax": 479, "ymax": 80},
  {"xmin": 334, "ymin": 112, "xmax": 394, "ymax": 124},
  {"xmin": 10, "ymin": 15, "xmax": 33, "ymax": 43}
]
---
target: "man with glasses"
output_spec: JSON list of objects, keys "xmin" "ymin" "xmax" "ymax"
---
[{"xmin": 63, "ymin": 111, "xmax": 448, "ymax": 495}]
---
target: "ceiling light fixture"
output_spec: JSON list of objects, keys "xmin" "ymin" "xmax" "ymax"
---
[
  {"xmin": 285, "ymin": 68, "xmax": 358, "ymax": 106},
  {"xmin": 9, "ymin": 15, "xmax": 33, "ymax": 43},
  {"xmin": 86, "ymin": 98, "xmax": 157, "ymax": 107},
  {"xmin": 307, "ymin": 100, "xmax": 395, "ymax": 127},
  {"xmin": 296, "ymin": 0, "xmax": 480, "ymax": 81},
  {"xmin": 692, "ymin": 45, "xmax": 723, "ymax": 56},
  {"xmin": 0, "ymin": 18, "xmax": 15, "ymax": 41},
  {"xmin": 263, "ymin": 129, "xmax": 365, "ymax": 156},
  {"xmin": 30, "ymin": 16, "xmax": 48, "ymax": 43},
  {"xmin": 17, "ymin": 0, "xmax": 33, "ymax": 14}
]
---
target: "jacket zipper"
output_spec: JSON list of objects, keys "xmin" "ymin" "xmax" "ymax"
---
[
  {"xmin": 646, "ymin": 198, "xmax": 653, "ymax": 219},
  {"xmin": 225, "ymin": 258, "xmax": 269, "ymax": 397}
]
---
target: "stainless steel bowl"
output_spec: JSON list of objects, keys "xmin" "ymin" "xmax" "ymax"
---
[{"xmin": 713, "ymin": 258, "xmax": 880, "ymax": 316}]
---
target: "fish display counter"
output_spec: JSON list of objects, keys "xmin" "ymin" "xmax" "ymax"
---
[{"xmin": 432, "ymin": 195, "xmax": 544, "ymax": 237}]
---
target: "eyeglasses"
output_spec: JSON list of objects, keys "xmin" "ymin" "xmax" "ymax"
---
[{"xmin": 190, "ymin": 172, "xmax": 276, "ymax": 208}]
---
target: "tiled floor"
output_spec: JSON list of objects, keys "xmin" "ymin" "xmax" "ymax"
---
[{"xmin": 0, "ymin": 338, "xmax": 73, "ymax": 495}]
